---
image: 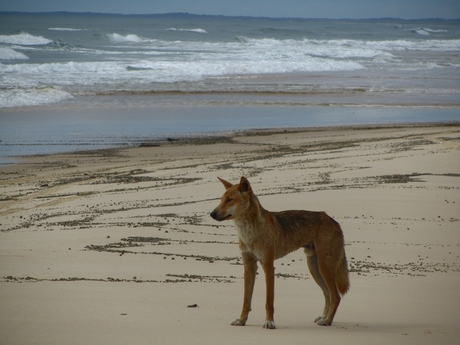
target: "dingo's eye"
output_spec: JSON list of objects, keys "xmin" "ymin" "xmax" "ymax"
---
[{"xmin": 226, "ymin": 198, "xmax": 233, "ymax": 203}]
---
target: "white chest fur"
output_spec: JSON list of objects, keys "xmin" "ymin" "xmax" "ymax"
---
[{"xmin": 233, "ymin": 218, "xmax": 268, "ymax": 262}]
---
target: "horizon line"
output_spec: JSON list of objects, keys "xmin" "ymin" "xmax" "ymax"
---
[{"xmin": 1, "ymin": 10, "xmax": 459, "ymax": 21}]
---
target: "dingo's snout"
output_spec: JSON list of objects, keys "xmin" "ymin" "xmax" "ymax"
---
[{"xmin": 210, "ymin": 209, "xmax": 230, "ymax": 221}]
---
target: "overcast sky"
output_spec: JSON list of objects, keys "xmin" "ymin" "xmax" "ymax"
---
[{"xmin": 1, "ymin": 0, "xmax": 459, "ymax": 20}]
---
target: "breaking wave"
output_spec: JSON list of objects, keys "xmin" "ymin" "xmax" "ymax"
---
[
  {"xmin": 107, "ymin": 33, "xmax": 144, "ymax": 43},
  {"xmin": 0, "ymin": 32, "xmax": 52, "ymax": 45},
  {"xmin": 48, "ymin": 27, "xmax": 84, "ymax": 31},
  {"xmin": 166, "ymin": 28, "xmax": 207, "ymax": 34},
  {"xmin": 410, "ymin": 27, "xmax": 449, "ymax": 36},
  {"xmin": 0, "ymin": 86, "xmax": 73, "ymax": 108}
]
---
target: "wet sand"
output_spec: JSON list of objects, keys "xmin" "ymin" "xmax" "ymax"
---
[
  {"xmin": 1, "ymin": 124, "xmax": 459, "ymax": 344},
  {"xmin": 2, "ymin": 104, "xmax": 460, "ymax": 161}
]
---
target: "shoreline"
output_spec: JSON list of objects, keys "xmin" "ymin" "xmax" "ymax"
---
[
  {"xmin": 1, "ymin": 123, "xmax": 459, "ymax": 345},
  {"xmin": 2, "ymin": 104, "xmax": 460, "ymax": 164},
  {"xmin": 2, "ymin": 121, "xmax": 459, "ymax": 167}
]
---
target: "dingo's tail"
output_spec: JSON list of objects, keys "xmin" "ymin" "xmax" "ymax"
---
[{"xmin": 336, "ymin": 253, "xmax": 350, "ymax": 296}]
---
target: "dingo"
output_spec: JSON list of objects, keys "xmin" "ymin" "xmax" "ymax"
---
[{"xmin": 210, "ymin": 177, "xmax": 349, "ymax": 329}]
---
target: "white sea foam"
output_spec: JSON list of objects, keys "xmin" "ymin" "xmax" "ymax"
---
[
  {"xmin": 0, "ymin": 47, "xmax": 29, "ymax": 60},
  {"xmin": 0, "ymin": 14, "xmax": 460, "ymax": 117},
  {"xmin": 0, "ymin": 52, "xmax": 364, "ymax": 94},
  {"xmin": 0, "ymin": 32, "xmax": 52, "ymax": 45},
  {"xmin": 293, "ymin": 38, "xmax": 460, "ymax": 53},
  {"xmin": 423, "ymin": 28, "xmax": 448, "ymax": 33},
  {"xmin": 0, "ymin": 86, "xmax": 73, "ymax": 108},
  {"xmin": 245, "ymin": 38, "xmax": 394, "ymax": 60},
  {"xmin": 107, "ymin": 33, "xmax": 144, "ymax": 43},
  {"xmin": 166, "ymin": 28, "xmax": 208, "ymax": 34},
  {"xmin": 4, "ymin": 34, "xmax": 459, "ymax": 108},
  {"xmin": 409, "ymin": 27, "xmax": 448, "ymax": 35},
  {"xmin": 414, "ymin": 29, "xmax": 431, "ymax": 36},
  {"xmin": 48, "ymin": 28, "xmax": 83, "ymax": 31},
  {"xmin": 2, "ymin": 28, "xmax": 459, "ymax": 108}
]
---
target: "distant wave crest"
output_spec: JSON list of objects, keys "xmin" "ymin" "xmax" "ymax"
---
[
  {"xmin": 0, "ymin": 32, "xmax": 52, "ymax": 46},
  {"xmin": 107, "ymin": 33, "xmax": 144, "ymax": 43},
  {"xmin": 410, "ymin": 27, "xmax": 449, "ymax": 36},
  {"xmin": 49, "ymin": 27, "xmax": 84, "ymax": 32},
  {"xmin": 166, "ymin": 28, "xmax": 207, "ymax": 34}
]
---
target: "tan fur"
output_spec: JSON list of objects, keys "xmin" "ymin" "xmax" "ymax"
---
[{"xmin": 210, "ymin": 176, "xmax": 349, "ymax": 329}]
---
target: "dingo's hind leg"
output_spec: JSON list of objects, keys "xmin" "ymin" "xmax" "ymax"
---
[
  {"xmin": 315, "ymin": 250, "xmax": 341, "ymax": 326},
  {"xmin": 306, "ymin": 248, "xmax": 330, "ymax": 324}
]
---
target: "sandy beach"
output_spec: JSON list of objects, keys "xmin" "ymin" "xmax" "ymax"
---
[{"xmin": 1, "ymin": 123, "xmax": 459, "ymax": 345}]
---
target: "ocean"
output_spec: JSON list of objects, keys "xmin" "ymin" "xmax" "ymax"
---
[{"xmin": 0, "ymin": 12, "xmax": 459, "ymax": 162}]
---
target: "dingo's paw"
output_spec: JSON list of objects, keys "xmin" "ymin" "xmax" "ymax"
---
[
  {"xmin": 316, "ymin": 318, "xmax": 332, "ymax": 326},
  {"xmin": 231, "ymin": 319, "xmax": 246, "ymax": 326},
  {"xmin": 263, "ymin": 320, "xmax": 276, "ymax": 329},
  {"xmin": 314, "ymin": 316, "xmax": 324, "ymax": 323}
]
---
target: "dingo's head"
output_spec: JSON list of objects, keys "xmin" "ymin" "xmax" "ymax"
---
[{"xmin": 210, "ymin": 176, "xmax": 253, "ymax": 221}]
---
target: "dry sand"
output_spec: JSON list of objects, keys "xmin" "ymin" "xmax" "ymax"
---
[{"xmin": 1, "ymin": 124, "xmax": 459, "ymax": 345}]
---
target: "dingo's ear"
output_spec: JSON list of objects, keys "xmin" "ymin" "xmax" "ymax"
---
[
  {"xmin": 238, "ymin": 176, "xmax": 252, "ymax": 194},
  {"xmin": 217, "ymin": 177, "xmax": 233, "ymax": 190}
]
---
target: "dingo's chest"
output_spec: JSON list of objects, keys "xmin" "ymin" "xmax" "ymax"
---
[{"xmin": 234, "ymin": 220, "xmax": 272, "ymax": 261}]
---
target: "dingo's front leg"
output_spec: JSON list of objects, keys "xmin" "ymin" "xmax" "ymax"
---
[
  {"xmin": 262, "ymin": 255, "xmax": 276, "ymax": 329},
  {"xmin": 232, "ymin": 252, "xmax": 257, "ymax": 326}
]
